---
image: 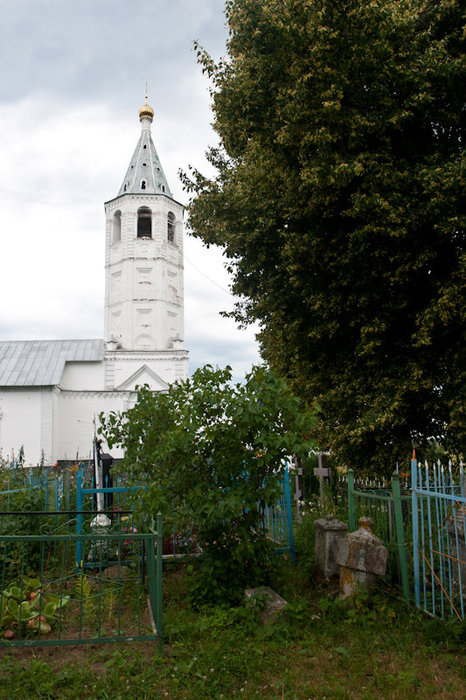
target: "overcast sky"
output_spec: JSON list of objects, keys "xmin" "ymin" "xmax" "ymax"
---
[{"xmin": 0, "ymin": 0, "xmax": 261, "ymax": 380}]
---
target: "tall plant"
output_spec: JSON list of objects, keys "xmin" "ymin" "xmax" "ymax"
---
[{"xmin": 100, "ymin": 364, "xmax": 316, "ymax": 604}]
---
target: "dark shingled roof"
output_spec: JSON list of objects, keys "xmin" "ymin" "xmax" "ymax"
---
[{"xmin": 0, "ymin": 339, "xmax": 104, "ymax": 387}]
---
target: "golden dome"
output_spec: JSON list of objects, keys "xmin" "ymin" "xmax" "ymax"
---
[{"xmin": 139, "ymin": 100, "xmax": 154, "ymax": 121}]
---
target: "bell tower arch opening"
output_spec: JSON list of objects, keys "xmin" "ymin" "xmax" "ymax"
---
[
  {"xmin": 137, "ymin": 207, "xmax": 152, "ymax": 238},
  {"xmin": 167, "ymin": 211, "xmax": 175, "ymax": 243},
  {"xmin": 113, "ymin": 210, "xmax": 121, "ymax": 243}
]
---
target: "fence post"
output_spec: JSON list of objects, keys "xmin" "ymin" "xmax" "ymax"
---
[
  {"xmin": 156, "ymin": 511, "xmax": 163, "ymax": 643},
  {"xmin": 146, "ymin": 513, "xmax": 163, "ymax": 647},
  {"xmin": 76, "ymin": 469, "xmax": 84, "ymax": 568},
  {"xmin": 44, "ymin": 472, "xmax": 49, "ymax": 511},
  {"xmin": 283, "ymin": 467, "xmax": 296, "ymax": 564},
  {"xmin": 392, "ymin": 471, "xmax": 410, "ymax": 601},
  {"xmin": 411, "ymin": 452, "xmax": 420, "ymax": 608},
  {"xmin": 348, "ymin": 469, "xmax": 356, "ymax": 531}
]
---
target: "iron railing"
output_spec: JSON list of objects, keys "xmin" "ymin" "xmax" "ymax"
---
[{"xmin": 0, "ymin": 517, "xmax": 162, "ymax": 648}]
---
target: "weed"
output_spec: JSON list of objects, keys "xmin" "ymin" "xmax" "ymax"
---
[{"xmin": 75, "ymin": 569, "xmax": 95, "ymax": 626}]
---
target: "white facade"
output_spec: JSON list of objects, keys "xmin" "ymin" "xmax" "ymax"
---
[
  {"xmin": 104, "ymin": 194, "xmax": 185, "ymax": 354},
  {"xmin": 0, "ymin": 100, "xmax": 188, "ymax": 465}
]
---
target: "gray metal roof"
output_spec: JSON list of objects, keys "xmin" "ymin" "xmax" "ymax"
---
[
  {"xmin": 117, "ymin": 113, "xmax": 172, "ymax": 198},
  {"xmin": 0, "ymin": 339, "xmax": 104, "ymax": 387}
]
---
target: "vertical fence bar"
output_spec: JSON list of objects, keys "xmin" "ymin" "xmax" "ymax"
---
[
  {"xmin": 76, "ymin": 469, "xmax": 84, "ymax": 567},
  {"xmin": 283, "ymin": 467, "xmax": 295, "ymax": 564},
  {"xmin": 450, "ymin": 464, "xmax": 464, "ymax": 618},
  {"xmin": 156, "ymin": 511, "xmax": 163, "ymax": 644},
  {"xmin": 55, "ymin": 475, "xmax": 60, "ymax": 524},
  {"xmin": 392, "ymin": 471, "xmax": 410, "ymax": 600},
  {"xmin": 411, "ymin": 453, "xmax": 420, "ymax": 608},
  {"xmin": 440, "ymin": 464, "xmax": 453, "ymax": 616},
  {"xmin": 44, "ymin": 473, "xmax": 49, "ymax": 511},
  {"xmin": 425, "ymin": 461, "xmax": 436, "ymax": 615}
]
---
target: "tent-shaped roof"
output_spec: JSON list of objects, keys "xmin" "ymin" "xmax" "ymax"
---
[{"xmin": 116, "ymin": 99, "xmax": 172, "ymax": 198}]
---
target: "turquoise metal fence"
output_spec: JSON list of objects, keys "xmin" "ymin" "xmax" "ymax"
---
[
  {"xmin": 262, "ymin": 466, "xmax": 295, "ymax": 563},
  {"xmin": 412, "ymin": 456, "xmax": 466, "ymax": 620},
  {"xmin": 76, "ymin": 465, "xmax": 295, "ymax": 563},
  {"xmin": 0, "ymin": 465, "xmax": 79, "ymax": 514}
]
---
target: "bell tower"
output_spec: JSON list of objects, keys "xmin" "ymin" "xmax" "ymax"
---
[{"xmin": 103, "ymin": 97, "xmax": 188, "ymax": 390}]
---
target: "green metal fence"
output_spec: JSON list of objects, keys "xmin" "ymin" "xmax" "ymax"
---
[
  {"xmin": 0, "ymin": 518, "xmax": 162, "ymax": 648},
  {"xmin": 346, "ymin": 469, "xmax": 411, "ymax": 599}
]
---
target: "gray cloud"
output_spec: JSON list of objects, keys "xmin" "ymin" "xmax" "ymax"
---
[
  {"xmin": 0, "ymin": 0, "xmax": 227, "ymax": 108},
  {"xmin": 0, "ymin": 0, "xmax": 260, "ymax": 380}
]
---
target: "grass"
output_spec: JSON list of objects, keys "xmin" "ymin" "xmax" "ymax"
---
[{"xmin": 1, "ymin": 563, "xmax": 466, "ymax": 699}]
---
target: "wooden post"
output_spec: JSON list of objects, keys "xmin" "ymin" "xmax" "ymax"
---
[
  {"xmin": 294, "ymin": 455, "xmax": 304, "ymax": 520},
  {"xmin": 348, "ymin": 469, "xmax": 356, "ymax": 531}
]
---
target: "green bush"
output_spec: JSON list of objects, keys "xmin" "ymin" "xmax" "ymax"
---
[{"xmin": 101, "ymin": 364, "xmax": 317, "ymax": 605}]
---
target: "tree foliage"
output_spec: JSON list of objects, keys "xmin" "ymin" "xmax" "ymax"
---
[
  {"xmin": 183, "ymin": 0, "xmax": 466, "ymax": 470},
  {"xmin": 100, "ymin": 365, "xmax": 316, "ymax": 604}
]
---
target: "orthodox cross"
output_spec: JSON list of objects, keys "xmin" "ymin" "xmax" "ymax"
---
[{"xmin": 314, "ymin": 453, "xmax": 331, "ymax": 505}]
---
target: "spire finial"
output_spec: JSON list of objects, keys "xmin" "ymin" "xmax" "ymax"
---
[{"xmin": 139, "ymin": 84, "xmax": 154, "ymax": 123}]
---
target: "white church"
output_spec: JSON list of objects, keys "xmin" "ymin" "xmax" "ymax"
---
[{"xmin": 0, "ymin": 98, "xmax": 189, "ymax": 465}]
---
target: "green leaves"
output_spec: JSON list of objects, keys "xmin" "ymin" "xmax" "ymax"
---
[
  {"xmin": 1, "ymin": 576, "xmax": 70, "ymax": 636},
  {"xmin": 185, "ymin": 0, "xmax": 466, "ymax": 470},
  {"xmin": 100, "ymin": 364, "xmax": 316, "ymax": 603}
]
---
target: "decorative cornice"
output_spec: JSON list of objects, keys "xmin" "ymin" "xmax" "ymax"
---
[
  {"xmin": 58, "ymin": 389, "xmax": 138, "ymax": 399},
  {"xmin": 104, "ymin": 351, "xmax": 188, "ymax": 361},
  {"xmin": 104, "ymin": 193, "xmax": 184, "ymax": 210}
]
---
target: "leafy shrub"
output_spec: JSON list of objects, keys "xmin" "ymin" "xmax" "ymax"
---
[{"xmin": 101, "ymin": 365, "xmax": 317, "ymax": 605}]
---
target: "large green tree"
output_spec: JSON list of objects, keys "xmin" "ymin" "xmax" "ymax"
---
[{"xmin": 184, "ymin": 0, "xmax": 466, "ymax": 470}]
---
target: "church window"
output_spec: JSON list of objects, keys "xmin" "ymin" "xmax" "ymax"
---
[
  {"xmin": 123, "ymin": 184, "xmax": 127, "ymax": 192},
  {"xmin": 113, "ymin": 210, "xmax": 122, "ymax": 243},
  {"xmin": 137, "ymin": 207, "xmax": 152, "ymax": 238},
  {"xmin": 141, "ymin": 180, "xmax": 147, "ymax": 190},
  {"xmin": 143, "ymin": 144, "xmax": 147, "ymax": 149},
  {"xmin": 143, "ymin": 162, "xmax": 147, "ymax": 166},
  {"xmin": 167, "ymin": 212, "xmax": 175, "ymax": 243},
  {"xmin": 161, "ymin": 184, "xmax": 166, "ymax": 193}
]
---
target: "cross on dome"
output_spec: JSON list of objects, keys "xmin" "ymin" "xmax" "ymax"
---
[{"xmin": 139, "ymin": 86, "xmax": 154, "ymax": 122}]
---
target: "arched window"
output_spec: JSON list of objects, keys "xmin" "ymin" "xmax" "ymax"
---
[
  {"xmin": 141, "ymin": 180, "xmax": 147, "ymax": 190},
  {"xmin": 113, "ymin": 210, "xmax": 121, "ymax": 243},
  {"xmin": 137, "ymin": 207, "xmax": 152, "ymax": 238},
  {"xmin": 167, "ymin": 212, "xmax": 175, "ymax": 243}
]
